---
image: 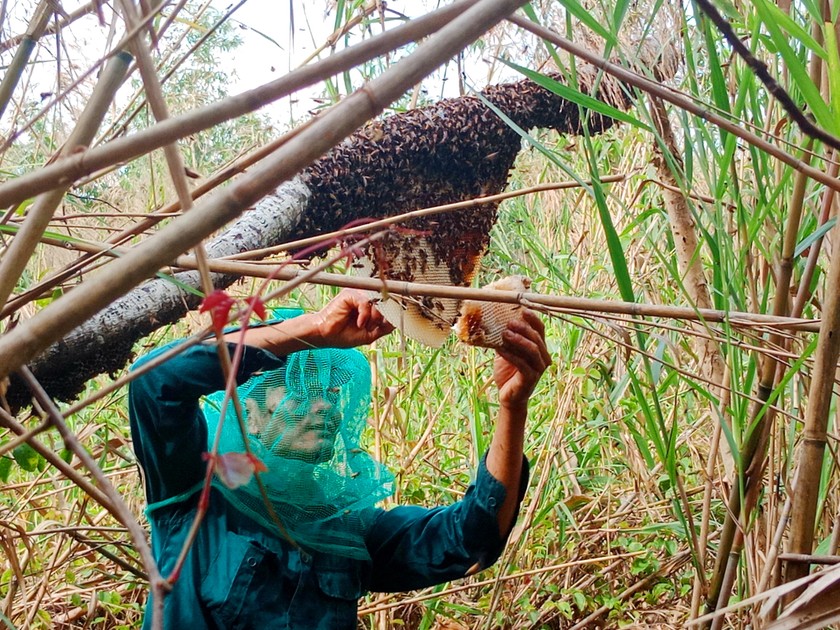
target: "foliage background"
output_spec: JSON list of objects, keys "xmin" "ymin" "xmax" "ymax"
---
[{"xmin": 2, "ymin": 0, "xmax": 840, "ymax": 628}]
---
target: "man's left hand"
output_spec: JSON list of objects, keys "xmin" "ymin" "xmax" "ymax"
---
[{"xmin": 493, "ymin": 309, "xmax": 550, "ymax": 410}]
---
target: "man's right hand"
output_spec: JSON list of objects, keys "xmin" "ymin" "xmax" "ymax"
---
[{"xmin": 309, "ymin": 289, "xmax": 394, "ymax": 348}]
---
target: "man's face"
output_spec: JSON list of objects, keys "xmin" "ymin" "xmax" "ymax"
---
[{"xmin": 272, "ymin": 395, "xmax": 342, "ymax": 464}]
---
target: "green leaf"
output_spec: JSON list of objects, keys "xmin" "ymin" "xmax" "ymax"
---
[
  {"xmin": 60, "ymin": 448, "xmax": 73, "ymax": 464},
  {"xmin": 824, "ymin": 22, "xmax": 840, "ymax": 122},
  {"xmin": 795, "ymin": 217, "xmax": 837, "ymax": 257},
  {"xmin": 13, "ymin": 443, "xmax": 40, "ymax": 472},
  {"xmin": 553, "ymin": 0, "xmax": 617, "ymax": 47},
  {"xmin": 752, "ymin": 0, "xmax": 836, "ymax": 133},
  {"xmin": 499, "ymin": 59, "xmax": 650, "ymax": 131},
  {"xmin": 761, "ymin": 2, "xmax": 826, "ymax": 60},
  {"xmin": 0, "ymin": 456, "xmax": 12, "ymax": 482}
]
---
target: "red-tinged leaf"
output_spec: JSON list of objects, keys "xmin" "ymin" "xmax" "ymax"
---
[
  {"xmin": 200, "ymin": 290, "xmax": 235, "ymax": 333},
  {"xmin": 248, "ymin": 453, "xmax": 268, "ymax": 474},
  {"xmin": 204, "ymin": 451, "xmax": 266, "ymax": 490},
  {"xmin": 245, "ymin": 296, "xmax": 267, "ymax": 320}
]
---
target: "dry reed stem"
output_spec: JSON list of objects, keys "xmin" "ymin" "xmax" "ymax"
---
[
  {"xmin": 0, "ymin": 0, "xmax": 480, "ymax": 209},
  {"xmin": 172, "ymin": 258, "xmax": 823, "ymax": 332},
  {"xmin": 229, "ymin": 175, "xmax": 628, "ymax": 261},
  {"xmin": 784, "ymin": 213, "xmax": 840, "ymax": 588}
]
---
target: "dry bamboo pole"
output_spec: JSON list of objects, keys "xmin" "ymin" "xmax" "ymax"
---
[
  {"xmin": 0, "ymin": 50, "xmax": 132, "ymax": 315},
  {"xmin": 172, "ymin": 257, "xmax": 822, "ymax": 332},
  {"xmin": 648, "ymin": 101, "xmax": 736, "ymax": 613},
  {"xmin": 0, "ymin": 0, "xmax": 479, "ymax": 209},
  {"xmin": 0, "ymin": 0, "xmax": 529, "ymax": 377},
  {"xmin": 505, "ymin": 15, "xmax": 840, "ymax": 194},
  {"xmin": 784, "ymin": 216, "xmax": 840, "ymax": 589},
  {"xmin": 0, "ymin": 0, "xmax": 52, "ymax": 120}
]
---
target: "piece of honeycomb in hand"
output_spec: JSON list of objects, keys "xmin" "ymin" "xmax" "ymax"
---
[{"xmin": 454, "ymin": 275, "xmax": 532, "ymax": 348}]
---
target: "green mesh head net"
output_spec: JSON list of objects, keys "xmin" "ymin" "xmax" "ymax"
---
[{"xmin": 202, "ymin": 329, "xmax": 394, "ymax": 560}]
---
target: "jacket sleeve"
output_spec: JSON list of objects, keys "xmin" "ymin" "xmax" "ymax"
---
[
  {"xmin": 364, "ymin": 453, "xmax": 529, "ymax": 592},
  {"xmin": 128, "ymin": 340, "xmax": 285, "ymax": 504}
]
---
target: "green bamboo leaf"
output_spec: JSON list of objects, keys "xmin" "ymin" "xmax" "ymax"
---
[
  {"xmin": 752, "ymin": 0, "xmax": 836, "ymax": 133},
  {"xmin": 13, "ymin": 443, "xmax": 40, "ymax": 473},
  {"xmin": 824, "ymin": 22, "xmax": 840, "ymax": 121},
  {"xmin": 499, "ymin": 59, "xmax": 650, "ymax": 131},
  {"xmin": 761, "ymin": 2, "xmax": 826, "ymax": 60},
  {"xmin": 795, "ymin": 216, "xmax": 837, "ymax": 257},
  {"xmin": 587, "ymin": 156, "xmax": 636, "ymax": 304},
  {"xmin": 0, "ymin": 456, "xmax": 11, "ymax": 482},
  {"xmin": 550, "ymin": 0, "xmax": 617, "ymax": 47}
]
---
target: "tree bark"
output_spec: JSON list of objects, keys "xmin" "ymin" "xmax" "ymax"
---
[{"xmin": 6, "ymin": 69, "xmax": 631, "ymax": 410}]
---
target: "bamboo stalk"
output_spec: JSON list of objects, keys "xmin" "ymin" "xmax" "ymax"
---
[
  {"xmin": 784, "ymin": 220, "xmax": 840, "ymax": 588},
  {"xmin": 506, "ymin": 15, "xmax": 840, "ymax": 194},
  {"xmin": 0, "ymin": 0, "xmax": 479, "ymax": 209},
  {"xmin": 171, "ymin": 257, "xmax": 822, "ymax": 332},
  {"xmin": 648, "ymin": 99, "xmax": 735, "ymax": 569},
  {"xmin": 0, "ymin": 50, "xmax": 132, "ymax": 314},
  {"xmin": 0, "ymin": 0, "xmax": 529, "ymax": 378},
  {"xmin": 0, "ymin": 0, "xmax": 52, "ymax": 120}
]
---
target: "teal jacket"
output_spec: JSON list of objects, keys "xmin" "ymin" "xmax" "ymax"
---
[{"xmin": 129, "ymin": 341, "xmax": 529, "ymax": 629}]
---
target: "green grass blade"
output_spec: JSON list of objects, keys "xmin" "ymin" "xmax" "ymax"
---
[{"xmin": 500, "ymin": 59, "xmax": 650, "ymax": 131}]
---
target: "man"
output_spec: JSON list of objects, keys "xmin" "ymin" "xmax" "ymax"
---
[{"xmin": 129, "ymin": 289, "xmax": 550, "ymax": 629}]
